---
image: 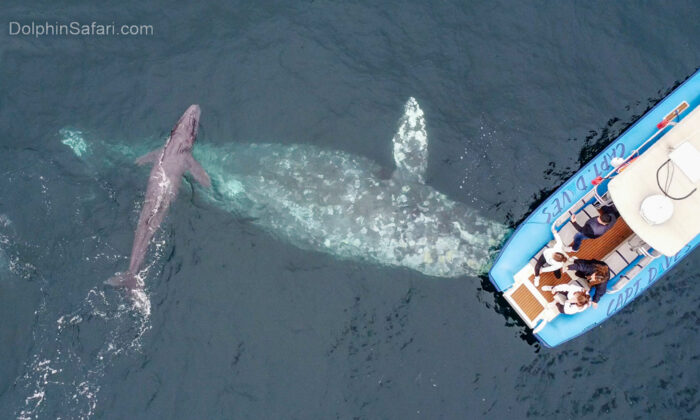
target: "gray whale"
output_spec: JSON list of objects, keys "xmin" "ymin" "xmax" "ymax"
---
[
  {"xmin": 62, "ymin": 98, "xmax": 506, "ymax": 278},
  {"xmin": 106, "ymin": 105, "xmax": 210, "ymax": 289}
]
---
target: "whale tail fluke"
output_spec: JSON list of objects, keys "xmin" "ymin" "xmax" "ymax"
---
[{"xmin": 105, "ymin": 272, "xmax": 141, "ymax": 289}]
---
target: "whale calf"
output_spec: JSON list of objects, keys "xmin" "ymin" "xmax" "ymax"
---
[
  {"xmin": 63, "ymin": 98, "xmax": 506, "ymax": 278},
  {"xmin": 107, "ymin": 105, "xmax": 210, "ymax": 289}
]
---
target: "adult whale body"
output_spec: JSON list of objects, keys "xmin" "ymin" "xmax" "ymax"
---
[
  {"xmin": 63, "ymin": 98, "xmax": 506, "ymax": 278},
  {"xmin": 107, "ymin": 105, "xmax": 211, "ymax": 289}
]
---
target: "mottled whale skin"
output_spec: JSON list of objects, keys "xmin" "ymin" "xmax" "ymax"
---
[
  {"xmin": 107, "ymin": 105, "xmax": 210, "ymax": 289},
  {"xmin": 63, "ymin": 98, "xmax": 506, "ymax": 278},
  {"xmin": 196, "ymin": 99, "xmax": 506, "ymax": 277}
]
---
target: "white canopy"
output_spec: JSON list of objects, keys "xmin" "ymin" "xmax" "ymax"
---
[{"xmin": 608, "ymin": 106, "xmax": 700, "ymax": 256}]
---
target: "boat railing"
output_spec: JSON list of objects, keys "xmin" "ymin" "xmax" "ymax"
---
[
  {"xmin": 550, "ymin": 188, "xmax": 598, "ymax": 238},
  {"xmin": 596, "ymin": 121, "xmax": 674, "ymax": 180},
  {"xmin": 549, "ymin": 101, "xmax": 690, "ymax": 238}
]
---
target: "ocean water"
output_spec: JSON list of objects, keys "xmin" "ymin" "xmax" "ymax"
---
[{"xmin": 1, "ymin": 1, "xmax": 700, "ymax": 419}]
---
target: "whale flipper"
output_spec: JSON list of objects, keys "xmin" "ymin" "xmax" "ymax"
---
[
  {"xmin": 392, "ymin": 97, "xmax": 428, "ymax": 183},
  {"xmin": 135, "ymin": 148, "xmax": 162, "ymax": 166},
  {"xmin": 186, "ymin": 155, "xmax": 211, "ymax": 188}
]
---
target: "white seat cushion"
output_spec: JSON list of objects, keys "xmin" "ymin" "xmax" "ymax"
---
[
  {"xmin": 557, "ymin": 222, "xmax": 579, "ymax": 246},
  {"xmin": 603, "ymin": 251, "xmax": 627, "ymax": 277},
  {"xmin": 578, "ymin": 204, "xmax": 599, "ymax": 222}
]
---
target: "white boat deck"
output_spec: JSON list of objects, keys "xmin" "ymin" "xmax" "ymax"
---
[{"xmin": 609, "ymin": 106, "xmax": 700, "ymax": 256}]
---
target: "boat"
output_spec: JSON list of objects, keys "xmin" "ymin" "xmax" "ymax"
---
[{"xmin": 489, "ymin": 69, "xmax": 700, "ymax": 347}]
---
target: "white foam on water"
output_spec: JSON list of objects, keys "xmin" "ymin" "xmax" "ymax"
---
[
  {"xmin": 0, "ymin": 218, "xmax": 37, "ymax": 282},
  {"xmin": 458, "ymin": 122, "xmax": 499, "ymax": 201},
  {"xmin": 15, "ymin": 285, "xmax": 151, "ymax": 420},
  {"xmin": 130, "ymin": 271, "xmax": 152, "ymax": 317},
  {"xmin": 8, "ymin": 205, "xmax": 164, "ymax": 419}
]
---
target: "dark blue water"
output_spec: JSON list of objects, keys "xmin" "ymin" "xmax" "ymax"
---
[{"xmin": 2, "ymin": 1, "xmax": 700, "ymax": 418}]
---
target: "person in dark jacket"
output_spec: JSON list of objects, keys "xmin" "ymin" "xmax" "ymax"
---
[
  {"xmin": 566, "ymin": 258, "xmax": 610, "ymax": 307},
  {"xmin": 568, "ymin": 204, "xmax": 619, "ymax": 251}
]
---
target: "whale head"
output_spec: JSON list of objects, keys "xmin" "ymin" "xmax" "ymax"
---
[{"xmin": 170, "ymin": 104, "xmax": 201, "ymax": 152}]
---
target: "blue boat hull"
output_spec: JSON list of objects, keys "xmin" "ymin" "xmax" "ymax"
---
[{"xmin": 489, "ymin": 69, "xmax": 700, "ymax": 347}]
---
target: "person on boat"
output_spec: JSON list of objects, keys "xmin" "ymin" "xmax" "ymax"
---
[
  {"xmin": 568, "ymin": 204, "xmax": 619, "ymax": 252},
  {"xmin": 541, "ymin": 283, "xmax": 591, "ymax": 314},
  {"xmin": 566, "ymin": 258, "xmax": 610, "ymax": 308},
  {"xmin": 533, "ymin": 235, "xmax": 570, "ymax": 286}
]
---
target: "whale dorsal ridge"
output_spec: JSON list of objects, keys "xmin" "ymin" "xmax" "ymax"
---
[{"xmin": 392, "ymin": 97, "xmax": 428, "ymax": 183}]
